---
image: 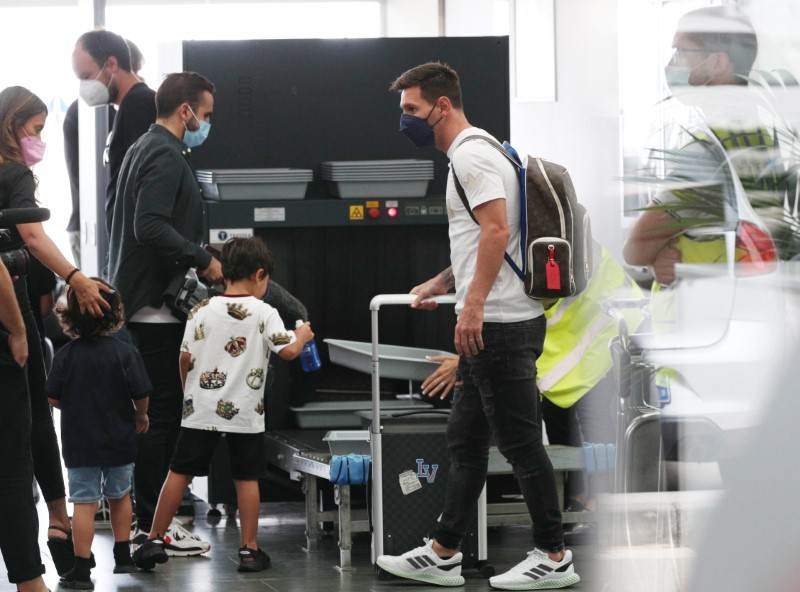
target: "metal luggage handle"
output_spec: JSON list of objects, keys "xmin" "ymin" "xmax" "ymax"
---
[
  {"xmin": 369, "ymin": 293, "xmax": 456, "ymax": 562},
  {"xmin": 369, "ymin": 293, "xmax": 458, "ymax": 311},
  {"xmin": 369, "ymin": 293, "xmax": 457, "ymax": 427}
]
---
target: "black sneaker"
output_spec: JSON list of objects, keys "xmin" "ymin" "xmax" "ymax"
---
[
  {"xmin": 132, "ymin": 538, "xmax": 169, "ymax": 571},
  {"xmin": 237, "ymin": 547, "xmax": 271, "ymax": 573},
  {"xmin": 59, "ymin": 567, "xmax": 94, "ymax": 590},
  {"xmin": 113, "ymin": 559, "xmax": 139, "ymax": 574}
]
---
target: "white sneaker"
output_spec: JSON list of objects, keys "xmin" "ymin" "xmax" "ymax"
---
[
  {"xmin": 490, "ymin": 549, "xmax": 580, "ymax": 590},
  {"xmin": 163, "ymin": 520, "xmax": 211, "ymax": 557},
  {"xmin": 376, "ymin": 538, "xmax": 465, "ymax": 587},
  {"xmin": 130, "ymin": 528, "xmax": 149, "ymax": 552}
]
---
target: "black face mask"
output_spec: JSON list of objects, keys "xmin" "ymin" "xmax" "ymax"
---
[{"xmin": 399, "ymin": 103, "xmax": 442, "ymax": 147}]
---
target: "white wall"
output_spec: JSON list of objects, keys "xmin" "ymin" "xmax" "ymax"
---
[
  {"xmin": 386, "ymin": 0, "xmax": 439, "ymax": 37},
  {"xmin": 445, "ymin": 0, "xmax": 495, "ymax": 36},
  {"xmin": 509, "ymin": 0, "xmax": 624, "ymax": 257}
]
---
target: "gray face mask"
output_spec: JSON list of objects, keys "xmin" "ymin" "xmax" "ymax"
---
[
  {"xmin": 665, "ymin": 53, "xmax": 713, "ymax": 90},
  {"xmin": 665, "ymin": 65, "xmax": 692, "ymax": 88}
]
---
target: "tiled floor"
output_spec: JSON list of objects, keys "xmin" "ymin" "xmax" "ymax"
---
[{"xmin": 0, "ymin": 503, "xmax": 597, "ymax": 591}]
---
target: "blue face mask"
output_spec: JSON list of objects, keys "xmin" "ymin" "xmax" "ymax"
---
[
  {"xmin": 399, "ymin": 104, "xmax": 442, "ymax": 148},
  {"xmin": 183, "ymin": 106, "xmax": 211, "ymax": 148}
]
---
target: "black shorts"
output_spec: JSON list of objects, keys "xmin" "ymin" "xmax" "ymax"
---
[{"xmin": 170, "ymin": 428, "xmax": 266, "ymax": 481}]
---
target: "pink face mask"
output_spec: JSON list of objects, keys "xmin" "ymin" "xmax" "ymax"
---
[{"xmin": 20, "ymin": 135, "xmax": 46, "ymax": 167}]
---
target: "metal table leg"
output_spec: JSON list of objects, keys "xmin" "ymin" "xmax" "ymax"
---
[
  {"xmin": 303, "ymin": 475, "xmax": 321, "ymax": 551},
  {"xmin": 336, "ymin": 485, "xmax": 353, "ymax": 571}
]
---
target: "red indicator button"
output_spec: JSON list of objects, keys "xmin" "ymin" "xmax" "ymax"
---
[
  {"xmin": 387, "ymin": 207, "xmax": 398, "ymax": 218},
  {"xmin": 368, "ymin": 208, "xmax": 381, "ymax": 219}
]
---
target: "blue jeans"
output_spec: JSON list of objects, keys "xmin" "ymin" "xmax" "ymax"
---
[
  {"xmin": 67, "ymin": 464, "xmax": 134, "ymax": 504},
  {"xmin": 432, "ymin": 317, "xmax": 565, "ymax": 553}
]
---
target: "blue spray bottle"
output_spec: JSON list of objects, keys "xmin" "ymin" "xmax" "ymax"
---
[{"xmin": 296, "ymin": 320, "xmax": 322, "ymax": 372}]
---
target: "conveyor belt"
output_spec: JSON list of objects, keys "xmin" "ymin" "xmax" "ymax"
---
[
  {"xmin": 264, "ymin": 430, "xmax": 332, "ymax": 481},
  {"xmin": 265, "ymin": 428, "xmax": 586, "ymax": 480}
]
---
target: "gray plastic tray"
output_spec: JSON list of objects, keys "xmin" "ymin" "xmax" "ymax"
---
[
  {"xmin": 328, "ymin": 180, "xmax": 430, "ymax": 199},
  {"xmin": 291, "ymin": 400, "xmax": 432, "ymax": 429},
  {"xmin": 200, "ymin": 181, "xmax": 309, "ymax": 201},
  {"xmin": 324, "ymin": 338, "xmax": 450, "ymax": 381},
  {"xmin": 323, "ymin": 430, "xmax": 371, "ymax": 455}
]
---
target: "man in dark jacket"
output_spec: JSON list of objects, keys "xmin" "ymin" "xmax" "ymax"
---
[{"xmin": 108, "ymin": 71, "xmax": 222, "ymax": 553}]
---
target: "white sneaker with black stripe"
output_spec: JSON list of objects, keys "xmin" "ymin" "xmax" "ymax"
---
[
  {"xmin": 490, "ymin": 548, "xmax": 580, "ymax": 590},
  {"xmin": 376, "ymin": 538, "xmax": 465, "ymax": 587}
]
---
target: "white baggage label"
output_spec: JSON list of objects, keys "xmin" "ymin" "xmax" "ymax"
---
[{"xmin": 398, "ymin": 470, "xmax": 423, "ymax": 496}]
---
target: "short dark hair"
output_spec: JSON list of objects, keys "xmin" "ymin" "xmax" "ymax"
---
[
  {"xmin": 679, "ymin": 7, "xmax": 758, "ymax": 79},
  {"xmin": 221, "ymin": 237, "xmax": 274, "ymax": 283},
  {"xmin": 156, "ymin": 72, "xmax": 215, "ymax": 118},
  {"xmin": 389, "ymin": 62, "xmax": 463, "ymax": 109},
  {"xmin": 126, "ymin": 39, "xmax": 144, "ymax": 74},
  {"xmin": 77, "ymin": 29, "xmax": 132, "ymax": 73},
  {"xmin": 57, "ymin": 278, "xmax": 124, "ymax": 338}
]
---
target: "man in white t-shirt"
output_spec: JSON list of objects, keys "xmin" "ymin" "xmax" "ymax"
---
[
  {"xmin": 376, "ymin": 62, "xmax": 578, "ymax": 590},
  {"xmin": 133, "ymin": 237, "xmax": 313, "ymax": 574}
]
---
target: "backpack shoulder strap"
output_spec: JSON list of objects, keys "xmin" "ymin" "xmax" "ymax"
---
[
  {"xmin": 453, "ymin": 134, "xmax": 523, "ymax": 168},
  {"xmin": 450, "ymin": 134, "xmax": 523, "ymax": 220},
  {"xmin": 450, "ymin": 135, "xmax": 525, "ymax": 280}
]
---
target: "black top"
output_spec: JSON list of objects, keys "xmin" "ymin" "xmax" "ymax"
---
[
  {"xmin": 107, "ymin": 124, "xmax": 212, "ymax": 320},
  {"xmin": 46, "ymin": 335, "xmax": 151, "ymax": 468},
  {"xmin": 105, "ymin": 83, "xmax": 156, "ymax": 233},
  {"xmin": 63, "ymin": 100, "xmax": 116, "ymax": 232},
  {"xmin": 0, "ymin": 161, "xmax": 36, "ymax": 252}
]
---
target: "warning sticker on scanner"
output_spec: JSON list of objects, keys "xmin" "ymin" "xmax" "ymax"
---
[{"xmin": 399, "ymin": 470, "xmax": 423, "ymax": 496}]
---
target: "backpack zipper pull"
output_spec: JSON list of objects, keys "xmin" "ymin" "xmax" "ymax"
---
[{"xmin": 546, "ymin": 244, "xmax": 561, "ymax": 291}]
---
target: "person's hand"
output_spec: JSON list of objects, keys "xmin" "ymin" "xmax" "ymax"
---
[
  {"xmin": 652, "ymin": 243, "xmax": 681, "ymax": 285},
  {"xmin": 455, "ymin": 300, "xmax": 484, "ymax": 357},
  {"xmin": 8, "ymin": 331, "xmax": 28, "ymax": 367},
  {"xmin": 295, "ymin": 322, "xmax": 314, "ymax": 345},
  {"xmin": 135, "ymin": 412, "xmax": 150, "ymax": 434},
  {"xmin": 410, "ymin": 275, "xmax": 448, "ymax": 311},
  {"xmin": 71, "ymin": 273, "xmax": 112, "ymax": 317},
  {"xmin": 200, "ymin": 257, "xmax": 223, "ymax": 285},
  {"xmin": 422, "ymin": 355, "xmax": 460, "ymax": 400}
]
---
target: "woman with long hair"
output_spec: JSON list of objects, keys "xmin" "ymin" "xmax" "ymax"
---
[{"xmin": 0, "ymin": 85, "xmax": 111, "ymax": 584}]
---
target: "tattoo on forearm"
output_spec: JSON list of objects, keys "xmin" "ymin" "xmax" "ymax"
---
[{"xmin": 439, "ymin": 267, "xmax": 455, "ymax": 290}]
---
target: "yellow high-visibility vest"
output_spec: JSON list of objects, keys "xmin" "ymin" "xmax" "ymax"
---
[{"xmin": 537, "ymin": 247, "xmax": 643, "ymax": 409}]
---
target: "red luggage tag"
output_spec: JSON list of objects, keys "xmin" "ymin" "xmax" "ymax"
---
[{"xmin": 546, "ymin": 244, "xmax": 561, "ymax": 291}]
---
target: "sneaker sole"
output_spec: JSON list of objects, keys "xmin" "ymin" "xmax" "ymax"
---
[
  {"xmin": 113, "ymin": 564, "xmax": 139, "ymax": 574},
  {"xmin": 165, "ymin": 546, "xmax": 211, "ymax": 557},
  {"xmin": 238, "ymin": 562, "xmax": 271, "ymax": 573},
  {"xmin": 58, "ymin": 580, "xmax": 94, "ymax": 591},
  {"xmin": 489, "ymin": 573, "xmax": 581, "ymax": 590},
  {"xmin": 134, "ymin": 553, "xmax": 169, "ymax": 571},
  {"xmin": 376, "ymin": 560, "xmax": 465, "ymax": 587}
]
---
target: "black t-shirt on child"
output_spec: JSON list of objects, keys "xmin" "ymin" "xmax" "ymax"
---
[{"xmin": 46, "ymin": 334, "xmax": 152, "ymax": 468}]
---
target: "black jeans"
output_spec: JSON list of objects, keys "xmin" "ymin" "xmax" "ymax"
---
[
  {"xmin": 432, "ymin": 317, "xmax": 565, "ymax": 553},
  {"xmin": 128, "ymin": 322, "xmax": 184, "ymax": 531},
  {"xmin": 16, "ymin": 277, "xmax": 65, "ymax": 504},
  {"xmin": 0, "ymin": 333, "xmax": 45, "ymax": 584}
]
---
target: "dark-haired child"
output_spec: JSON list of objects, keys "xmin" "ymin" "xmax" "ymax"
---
[
  {"xmin": 134, "ymin": 237, "xmax": 313, "ymax": 573},
  {"xmin": 46, "ymin": 280, "xmax": 151, "ymax": 590}
]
